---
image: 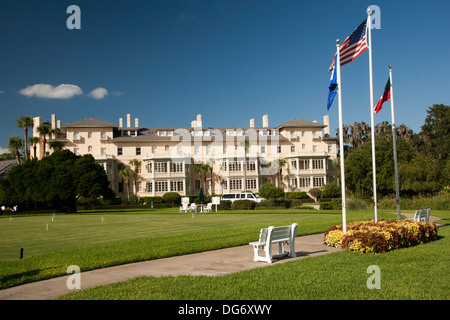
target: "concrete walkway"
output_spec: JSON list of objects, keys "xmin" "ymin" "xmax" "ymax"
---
[{"xmin": 0, "ymin": 213, "xmax": 441, "ymax": 300}]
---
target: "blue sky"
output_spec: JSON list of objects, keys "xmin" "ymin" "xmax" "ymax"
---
[{"xmin": 1, "ymin": 0, "xmax": 449, "ymax": 152}]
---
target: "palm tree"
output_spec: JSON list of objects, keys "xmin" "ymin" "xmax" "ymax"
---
[
  {"xmin": 117, "ymin": 162, "xmax": 132, "ymax": 200},
  {"xmin": 7, "ymin": 136, "xmax": 24, "ymax": 164},
  {"xmin": 195, "ymin": 162, "xmax": 211, "ymax": 196},
  {"xmin": 49, "ymin": 140, "xmax": 66, "ymax": 151},
  {"xmin": 15, "ymin": 115, "xmax": 33, "ymax": 160},
  {"xmin": 129, "ymin": 159, "xmax": 142, "ymax": 196},
  {"xmin": 275, "ymin": 159, "xmax": 286, "ymax": 188},
  {"xmin": 28, "ymin": 136, "xmax": 40, "ymax": 159},
  {"xmin": 240, "ymin": 138, "xmax": 250, "ymax": 191},
  {"xmin": 36, "ymin": 123, "xmax": 55, "ymax": 158}
]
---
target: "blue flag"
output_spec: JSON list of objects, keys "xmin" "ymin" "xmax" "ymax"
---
[{"xmin": 327, "ymin": 66, "xmax": 337, "ymax": 110}]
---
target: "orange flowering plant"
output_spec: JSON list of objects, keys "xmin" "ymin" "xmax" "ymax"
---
[{"xmin": 324, "ymin": 219, "xmax": 438, "ymax": 253}]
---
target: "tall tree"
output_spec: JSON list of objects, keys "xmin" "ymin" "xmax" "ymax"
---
[
  {"xmin": 420, "ymin": 104, "xmax": 449, "ymax": 160},
  {"xmin": 195, "ymin": 162, "xmax": 211, "ymax": 195},
  {"xmin": 49, "ymin": 140, "xmax": 66, "ymax": 151},
  {"xmin": 129, "ymin": 159, "xmax": 141, "ymax": 196},
  {"xmin": 117, "ymin": 162, "xmax": 132, "ymax": 200},
  {"xmin": 7, "ymin": 136, "xmax": 24, "ymax": 164},
  {"xmin": 15, "ymin": 115, "xmax": 33, "ymax": 160},
  {"xmin": 28, "ymin": 136, "xmax": 40, "ymax": 159},
  {"xmin": 36, "ymin": 123, "xmax": 55, "ymax": 158},
  {"xmin": 240, "ymin": 138, "xmax": 250, "ymax": 191}
]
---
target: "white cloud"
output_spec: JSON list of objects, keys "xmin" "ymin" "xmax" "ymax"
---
[
  {"xmin": 0, "ymin": 147, "xmax": 9, "ymax": 154},
  {"xmin": 19, "ymin": 84, "xmax": 83, "ymax": 99},
  {"xmin": 89, "ymin": 87, "xmax": 108, "ymax": 100}
]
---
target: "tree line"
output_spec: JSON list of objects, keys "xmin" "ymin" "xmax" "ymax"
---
[{"xmin": 340, "ymin": 104, "xmax": 449, "ymax": 198}]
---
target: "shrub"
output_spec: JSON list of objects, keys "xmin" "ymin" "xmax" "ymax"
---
[
  {"xmin": 258, "ymin": 183, "xmax": 284, "ymax": 199},
  {"xmin": 141, "ymin": 196, "xmax": 163, "ymax": 204},
  {"xmin": 308, "ymin": 188, "xmax": 322, "ymax": 199},
  {"xmin": 255, "ymin": 199, "xmax": 290, "ymax": 209},
  {"xmin": 322, "ymin": 182, "xmax": 341, "ymax": 198},
  {"xmin": 332, "ymin": 198, "xmax": 342, "ymax": 210},
  {"xmin": 324, "ymin": 219, "xmax": 438, "ymax": 253},
  {"xmin": 218, "ymin": 200, "xmax": 231, "ymax": 210},
  {"xmin": 319, "ymin": 202, "xmax": 332, "ymax": 210},
  {"xmin": 231, "ymin": 200, "xmax": 256, "ymax": 210},
  {"xmin": 162, "ymin": 192, "xmax": 181, "ymax": 207},
  {"xmin": 285, "ymin": 192, "xmax": 309, "ymax": 199},
  {"xmin": 346, "ymin": 197, "xmax": 370, "ymax": 210}
]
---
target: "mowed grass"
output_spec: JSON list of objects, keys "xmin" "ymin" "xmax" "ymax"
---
[
  {"xmin": 0, "ymin": 208, "xmax": 446, "ymax": 293},
  {"xmin": 59, "ymin": 224, "xmax": 450, "ymax": 300},
  {"xmin": 0, "ymin": 209, "xmax": 325, "ymax": 260}
]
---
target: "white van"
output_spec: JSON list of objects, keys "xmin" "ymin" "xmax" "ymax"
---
[{"xmin": 221, "ymin": 192, "xmax": 266, "ymax": 203}]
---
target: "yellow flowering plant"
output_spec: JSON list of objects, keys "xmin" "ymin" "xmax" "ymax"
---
[{"xmin": 323, "ymin": 219, "xmax": 438, "ymax": 253}]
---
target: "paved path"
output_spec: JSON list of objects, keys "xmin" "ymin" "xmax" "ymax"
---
[{"xmin": 0, "ymin": 213, "xmax": 441, "ymax": 300}]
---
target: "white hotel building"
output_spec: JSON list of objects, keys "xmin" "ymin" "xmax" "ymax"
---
[{"xmin": 32, "ymin": 113, "xmax": 338, "ymax": 197}]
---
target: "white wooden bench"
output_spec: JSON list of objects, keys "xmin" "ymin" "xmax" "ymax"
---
[
  {"xmin": 249, "ymin": 223, "xmax": 298, "ymax": 263},
  {"xmin": 414, "ymin": 208, "xmax": 431, "ymax": 222}
]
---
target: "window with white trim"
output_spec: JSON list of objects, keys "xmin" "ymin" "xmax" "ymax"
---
[
  {"xmin": 313, "ymin": 177, "xmax": 324, "ymax": 187},
  {"xmin": 312, "ymin": 159, "xmax": 324, "ymax": 170},
  {"xmin": 155, "ymin": 181, "xmax": 168, "ymax": 192}
]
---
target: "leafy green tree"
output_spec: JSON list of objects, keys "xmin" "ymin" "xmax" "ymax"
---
[
  {"xmin": 0, "ymin": 150, "xmax": 113, "ymax": 212},
  {"xmin": 322, "ymin": 182, "xmax": 341, "ymax": 198},
  {"xmin": 399, "ymin": 152, "xmax": 445, "ymax": 196},
  {"xmin": 420, "ymin": 104, "xmax": 449, "ymax": 160}
]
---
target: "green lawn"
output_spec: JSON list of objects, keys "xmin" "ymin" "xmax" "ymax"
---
[
  {"xmin": 59, "ymin": 224, "xmax": 450, "ymax": 300},
  {"xmin": 1, "ymin": 208, "xmax": 448, "ymax": 298},
  {"xmin": 1, "ymin": 208, "xmax": 327, "ymax": 259}
]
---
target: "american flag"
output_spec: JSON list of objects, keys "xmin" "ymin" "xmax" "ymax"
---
[{"xmin": 329, "ymin": 19, "xmax": 369, "ymax": 72}]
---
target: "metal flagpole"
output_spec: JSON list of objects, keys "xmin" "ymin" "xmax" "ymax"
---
[
  {"xmin": 367, "ymin": 8, "xmax": 378, "ymax": 222},
  {"xmin": 389, "ymin": 65, "xmax": 401, "ymax": 220},
  {"xmin": 336, "ymin": 39, "xmax": 347, "ymax": 234}
]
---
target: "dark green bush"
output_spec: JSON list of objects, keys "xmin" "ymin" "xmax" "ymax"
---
[
  {"xmin": 285, "ymin": 191, "xmax": 309, "ymax": 199},
  {"xmin": 162, "ymin": 192, "xmax": 181, "ymax": 207},
  {"xmin": 319, "ymin": 202, "xmax": 333, "ymax": 210},
  {"xmin": 255, "ymin": 199, "xmax": 290, "ymax": 209},
  {"xmin": 259, "ymin": 183, "xmax": 284, "ymax": 199},
  {"xmin": 231, "ymin": 200, "xmax": 255, "ymax": 210},
  {"xmin": 218, "ymin": 200, "xmax": 232, "ymax": 210},
  {"xmin": 141, "ymin": 196, "xmax": 163, "ymax": 204}
]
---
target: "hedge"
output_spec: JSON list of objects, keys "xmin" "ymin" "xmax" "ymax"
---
[{"xmin": 231, "ymin": 200, "xmax": 256, "ymax": 210}]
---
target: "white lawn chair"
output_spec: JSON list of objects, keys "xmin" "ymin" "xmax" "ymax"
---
[
  {"xmin": 179, "ymin": 203, "xmax": 189, "ymax": 213},
  {"xmin": 203, "ymin": 203, "xmax": 212, "ymax": 212},
  {"xmin": 189, "ymin": 203, "xmax": 197, "ymax": 213}
]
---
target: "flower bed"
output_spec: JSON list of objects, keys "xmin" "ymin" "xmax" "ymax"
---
[{"xmin": 324, "ymin": 219, "xmax": 438, "ymax": 253}]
